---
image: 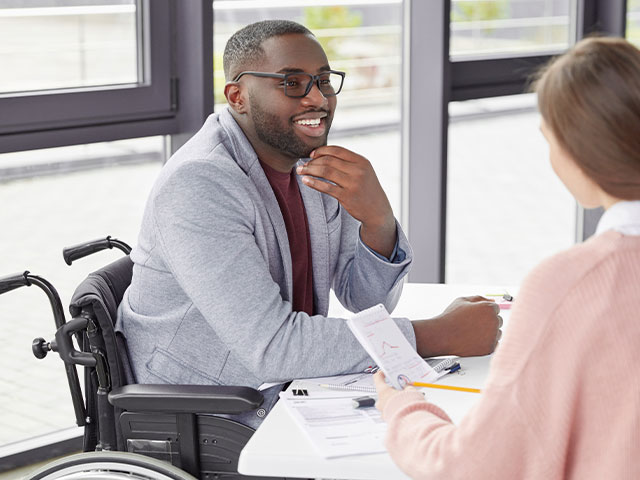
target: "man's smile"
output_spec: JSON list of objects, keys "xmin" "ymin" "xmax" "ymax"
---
[{"xmin": 292, "ymin": 111, "xmax": 329, "ymax": 138}]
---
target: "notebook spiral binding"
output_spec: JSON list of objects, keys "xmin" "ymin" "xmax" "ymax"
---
[{"xmin": 316, "ymin": 357, "xmax": 459, "ymax": 393}]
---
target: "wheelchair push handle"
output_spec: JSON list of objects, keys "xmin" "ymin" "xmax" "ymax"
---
[
  {"xmin": 0, "ymin": 271, "xmax": 31, "ymax": 295},
  {"xmin": 0, "ymin": 269, "xmax": 88, "ymax": 426},
  {"xmin": 63, "ymin": 235, "xmax": 132, "ymax": 265}
]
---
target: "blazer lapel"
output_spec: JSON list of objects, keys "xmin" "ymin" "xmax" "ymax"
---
[
  {"xmin": 298, "ymin": 170, "xmax": 330, "ymax": 316},
  {"xmin": 219, "ymin": 108, "xmax": 293, "ymax": 301},
  {"xmin": 249, "ymin": 166, "xmax": 293, "ymax": 301}
]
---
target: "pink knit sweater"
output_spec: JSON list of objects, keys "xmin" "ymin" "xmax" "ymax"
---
[{"xmin": 382, "ymin": 230, "xmax": 640, "ymax": 479}]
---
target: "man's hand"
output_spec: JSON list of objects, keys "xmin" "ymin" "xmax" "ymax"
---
[
  {"xmin": 296, "ymin": 145, "xmax": 396, "ymax": 258},
  {"xmin": 412, "ymin": 296, "xmax": 503, "ymax": 358}
]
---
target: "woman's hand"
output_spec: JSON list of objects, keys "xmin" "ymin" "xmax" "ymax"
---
[{"xmin": 374, "ymin": 371, "xmax": 418, "ymax": 412}]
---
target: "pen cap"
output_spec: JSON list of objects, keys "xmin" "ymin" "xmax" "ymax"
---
[{"xmin": 352, "ymin": 396, "xmax": 376, "ymax": 408}]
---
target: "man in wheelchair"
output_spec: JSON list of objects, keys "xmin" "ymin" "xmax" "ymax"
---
[
  {"xmin": 0, "ymin": 19, "xmax": 503, "ymax": 480},
  {"xmin": 117, "ymin": 20, "xmax": 502, "ymax": 429}
]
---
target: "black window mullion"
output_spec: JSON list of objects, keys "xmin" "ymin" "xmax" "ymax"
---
[
  {"xmin": 579, "ymin": 0, "xmax": 627, "ymax": 38},
  {"xmin": 450, "ymin": 54, "xmax": 552, "ymax": 101}
]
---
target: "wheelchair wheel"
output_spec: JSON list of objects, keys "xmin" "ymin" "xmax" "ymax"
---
[{"xmin": 25, "ymin": 451, "xmax": 197, "ymax": 480}]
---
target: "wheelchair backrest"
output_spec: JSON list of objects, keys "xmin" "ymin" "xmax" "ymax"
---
[{"xmin": 68, "ymin": 255, "xmax": 134, "ymax": 450}]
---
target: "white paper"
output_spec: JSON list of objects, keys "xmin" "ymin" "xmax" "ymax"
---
[
  {"xmin": 347, "ymin": 304, "xmax": 440, "ymax": 389},
  {"xmin": 279, "ymin": 390, "xmax": 386, "ymax": 458}
]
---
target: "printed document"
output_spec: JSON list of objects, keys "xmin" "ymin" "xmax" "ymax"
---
[
  {"xmin": 347, "ymin": 304, "xmax": 440, "ymax": 389},
  {"xmin": 279, "ymin": 389, "xmax": 386, "ymax": 458}
]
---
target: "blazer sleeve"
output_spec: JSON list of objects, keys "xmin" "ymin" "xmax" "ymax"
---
[
  {"xmin": 152, "ymin": 158, "xmax": 411, "ymax": 381},
  {"xmin": 331, "ymin": 206, "xmax": 413, "ymax": 316}
]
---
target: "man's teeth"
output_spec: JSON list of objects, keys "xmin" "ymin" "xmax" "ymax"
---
[{"xmin": 295, "ymin": 118, "xmax": 321, "ymax": 126}]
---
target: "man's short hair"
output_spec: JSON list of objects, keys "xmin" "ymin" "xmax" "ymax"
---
[{"xmin": 223, "ymin": 20, "xmax": 314, "ymax": 81}]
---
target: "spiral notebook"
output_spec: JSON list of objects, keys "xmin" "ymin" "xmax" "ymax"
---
[{"xmin": 310, "ymin": 357, "xmax": 457, "ymax": 393}]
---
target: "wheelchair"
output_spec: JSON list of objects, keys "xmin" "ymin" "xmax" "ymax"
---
[{"xmin": 0, "ymin": 236, "xmax": 281, "ymax": 480}]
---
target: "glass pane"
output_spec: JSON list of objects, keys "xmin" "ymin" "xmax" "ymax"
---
[
  {"xmin": 0, "ymin": 138, "xmax": 163, "ymax": 447},
  {"xmin": 450, "ymin": 0, "xmax": 571, "ymax": 59},
  {"xmin": 628, "ymin": 0, "xmax": 640, "ymax": 46},
  {"xmin": 0, "ymin": 1, "xmax": 139, "ymax": 94},
  {"xmin": 213, "ymin": 0, "xmax": 403, "ymax": 215},
  {"xmin": 446, "ymin": 95, "xmax": 576, "ymax": 285}
]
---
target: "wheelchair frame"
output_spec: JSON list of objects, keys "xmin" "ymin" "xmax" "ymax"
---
[{"xmin": 0, "ymin": 236, "xmax": 280, "ymax": 480}]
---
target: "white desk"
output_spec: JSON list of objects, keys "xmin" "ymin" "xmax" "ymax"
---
[{"xmin": 238, "ymin": 283, "xmax": 515, "ymax": 479}]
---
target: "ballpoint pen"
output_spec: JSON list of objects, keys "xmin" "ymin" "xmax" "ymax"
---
[{"xmin": 446, "ymin": 363, "xmax": 461, "ymax": 374}]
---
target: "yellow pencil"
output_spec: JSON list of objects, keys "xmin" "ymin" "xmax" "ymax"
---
[{"xmin": 410, "ymin": 382, "xmax": 481, "ymax": 394}]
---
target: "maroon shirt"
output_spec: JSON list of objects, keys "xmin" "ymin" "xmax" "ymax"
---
[{"xmin": 260, "ymin": 161, "xmax": 314, "ymax": 316}]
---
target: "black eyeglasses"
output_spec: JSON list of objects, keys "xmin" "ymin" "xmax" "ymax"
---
[{"xmin": 232, "ymin": 70, "xmax": 345, "ymax": 98}]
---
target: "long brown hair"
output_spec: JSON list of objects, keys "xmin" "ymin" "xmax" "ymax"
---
[{"xmin": 534, "ymin": 37, "xmax": 640, "ymax": 200}]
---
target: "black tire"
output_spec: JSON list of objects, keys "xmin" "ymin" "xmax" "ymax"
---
[{"xmin": 25, "ymin": 451, "xmax": 197, "ymax": 480}]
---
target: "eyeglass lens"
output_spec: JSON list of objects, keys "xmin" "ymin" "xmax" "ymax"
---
[{"xmin": 284, "ymin": 72, "xmax": 342, "ymax": 97}]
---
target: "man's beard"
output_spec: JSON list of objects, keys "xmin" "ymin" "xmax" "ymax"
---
[{"xmin": 249, "ymin": 93, "xmax": 331, "ymax": 159}]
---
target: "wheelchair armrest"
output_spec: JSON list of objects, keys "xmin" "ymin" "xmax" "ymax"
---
[{"xmin": 108, "ymin": 384, "xmax": 264, "ymax": 414}]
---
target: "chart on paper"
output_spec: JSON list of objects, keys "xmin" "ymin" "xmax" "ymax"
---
[{"xmin": 347, "ymin": 304, "xmax": 441, "ymax": 389}]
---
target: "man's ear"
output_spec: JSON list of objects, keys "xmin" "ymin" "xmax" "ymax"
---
[{"xmin": 225, "ymin": 83, "xmax": 247, "ymax": 114}]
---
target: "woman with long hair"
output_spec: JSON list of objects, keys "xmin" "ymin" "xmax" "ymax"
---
[{"xmin": 374, "ymin": 36, "xmax": 640, "ymax": 480}]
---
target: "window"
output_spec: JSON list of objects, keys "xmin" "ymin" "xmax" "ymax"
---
[
  {"xmin": 446, "ymin": 95, "xmax": 576, "ymax": 284},
  {"xmin": 0, "ymin": 1, "xmax": 211, "ymax": 469},
  {"xmin": 0, "ymin": 2, "xmax": 138, "ymax": 94},
  {"xmin": 446, "ymin": 1, "xmax": 577, "ymax": 283},
  {"xmin": 448, "ymin": 0, "xmax": 572, "ymax": 102},
  {"xmin": 0, "ymin": 138, "xmax": 164, "ymax": 450},
  {"xmin": 0, "ymin": 0, "xmax": 174, "ymax": 152},
  {"xmin": 450, "ymin": 0, "xmax": 572, "ymax": 59}
]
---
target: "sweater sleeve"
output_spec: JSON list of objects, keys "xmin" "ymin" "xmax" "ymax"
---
[
  {"xmin": 383, "ymin": 233, "xmax": 640, "ymax": 480},
  {"xmin": 381, "ymin": 381, "xmax": 549, "ymax": 480},
  {"xmin": 378, "ymin": 246, "xmax": 586, "ymax": 480}
]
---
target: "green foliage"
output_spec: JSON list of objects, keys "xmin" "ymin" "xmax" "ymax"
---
[
  {"xmin": 451, "ymin": 0, "xmax": 509, "ymax": 32},
  {"xmin": 214, "ymin": 52, "xmax": 225, "ymax": 105},
  {"xmin": 302, "ymin": 6, "xmax": 363, "ymax": 60}
]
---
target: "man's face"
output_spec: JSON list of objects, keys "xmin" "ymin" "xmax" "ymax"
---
[{"xmin": 243, "ymin": 34, "xmax": 337, "ymax": 160}]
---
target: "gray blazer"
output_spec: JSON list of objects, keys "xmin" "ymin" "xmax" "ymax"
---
[{"xmin": 117, "ymin": 107, "xmax": 415, "ymax": 395}]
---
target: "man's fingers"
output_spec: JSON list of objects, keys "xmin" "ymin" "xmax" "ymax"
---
[
  {"xmin": 472, "ymin": 300, "xmax": 501, "ymax": 314},
  {"xmin": 300, "ymin": 175, "xmax": 343, "ymax": 199},
  {"xmin": 298, "ymin": 160, "xmax": 351, "ymax": 186},
  {"xmin": 300, "ymin": 154, "xmax": 352, "ymax": 175},
  {"xmin": 311, "ymin": 145, "xmax": 361, "ymax": 162},
  {"xmin": 497, "ymin": 315, "xmax": 504, "ymax": 328},
  {"xmin": 460, "ymin": 295, "xmax": 489, "ymax": 303}
]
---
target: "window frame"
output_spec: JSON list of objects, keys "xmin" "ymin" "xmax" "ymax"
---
[
  {"xmin": 0, "ymin": 0, "xmax": 213, "ymax": 471},
  {"xmin": 405, "ymin": 0, "xmax": 630, "ymax": 282},
  {"xmin": 0, "ymin": 0, "xmax": 177, "ymax": 154}
]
